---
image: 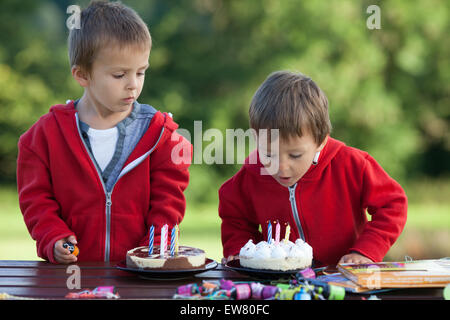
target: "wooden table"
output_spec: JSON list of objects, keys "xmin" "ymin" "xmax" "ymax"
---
[{"xmin": 0, "ymin": 260, "xmax": 444, "ymax": 300}]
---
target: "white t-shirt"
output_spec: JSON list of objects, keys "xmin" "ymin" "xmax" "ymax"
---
[{"xmin": 86, "ymin": 127, "xmax": 119, "ymax": 171}]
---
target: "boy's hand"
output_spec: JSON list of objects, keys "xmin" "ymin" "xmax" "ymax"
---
[
  {"xmin": 338, "ymin": 252, "xmax": 373, "ymax": 265},
  {"xmin": 53, "ymin": 235, "xmax": 78, "ymax": 264}
]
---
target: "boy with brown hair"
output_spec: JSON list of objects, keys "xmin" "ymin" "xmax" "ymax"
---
[
  {"xmin": 17, "ymin": 1, "xmax": 191, "ymax": 263},
  {"xmin": 219, "ymin": 71, "xmax": 407, "ymax": 267}
]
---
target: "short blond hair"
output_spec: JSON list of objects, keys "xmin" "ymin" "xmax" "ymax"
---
[
  {"xmin": 68, "ymin": 1, "xmax": 151, "ymax": 74},
  {"xmin": 249, "ymin": 71, "xmax": 332, "ymax": 144}
]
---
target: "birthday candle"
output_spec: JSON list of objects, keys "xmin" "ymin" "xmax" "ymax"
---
[
  {"xmin": 148, "ymin": 225, "xmax": 154, "ymax": 255},
  {"xmin": 170, "ymin": 225, "xmax": 176, "ymax": 256},
  {"xmin": 284, "ymin": 224, "xmax": 291, "ymax": 242},
  {"xmin": 175, "ymin": 224, "xmax": 179, "ymax": 255},
  {"xmin": 275, "ymin": 221, "xmax": 280, "ymax": 243},
  {"xmin": 267, "ymin": 221, "xmax": 272, "ymax": 244},
  {"xmin": 160, "ymin": 224, "xmax": 168, "ymax": 257},
  {"xmin": 164, "ymin": 224, "xmax": 169, "ymax": 256}
]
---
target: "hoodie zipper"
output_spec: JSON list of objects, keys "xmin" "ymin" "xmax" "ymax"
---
[
  {"xmin": 288, "ymin": 183, "xmax": 305, "ymax": 241},
  {"xmin": 75, "ymin": 113, "xmax": 165, "ymax": 261}
]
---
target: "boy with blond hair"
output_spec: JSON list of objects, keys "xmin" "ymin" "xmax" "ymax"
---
[
  {"xmin": 219, "ymin": 71, "xmax": 407, "ymax": 267},
  {"xmin": 17, "ymin": 1, "xmax": 191, "ymax": 263}
]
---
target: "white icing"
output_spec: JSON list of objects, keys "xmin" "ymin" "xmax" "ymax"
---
[
  {"xmin": 239, "ymin": 239, "xmax": 313, "ymax": 271},
  {"xmin": 288, "ymin": 245, "xmax": 303, "ymax": 258},
  {"xmin": 239, "ymin": 240, "xmax": 256, "ymax": 257},
  {"xmin": 254, "ymin": 244, "xmax": 272, "ymax": 259},
  {"xmin": 271, "ymin": 244, "xmax": 287, "ymax": 259},
  {"xmin": 255, "ymin": 241, "xmax": 272, "ymax": 250}
]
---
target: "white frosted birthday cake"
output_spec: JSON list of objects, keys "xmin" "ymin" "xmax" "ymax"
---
[{"xmin": 239, "ymin": 239, "xmax": 313, "ymax": 271}]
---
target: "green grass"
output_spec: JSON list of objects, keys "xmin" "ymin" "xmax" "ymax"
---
[{"xmin": 1, "ymin": 180, "xmax": 449, "ymax": 262}]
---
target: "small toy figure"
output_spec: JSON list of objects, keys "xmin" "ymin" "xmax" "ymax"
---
[{"xmin": 63, "ymin": 242, "xmax": 79, "ymax": 257}]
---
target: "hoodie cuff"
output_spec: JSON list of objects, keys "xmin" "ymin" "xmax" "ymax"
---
[
  {"xmin": 44, "ymin": 232, "xmax": 74, "ymax": 264},
  {"xmin": 348, "ymin": 233, "xmax": 390, "ymax": 262}
]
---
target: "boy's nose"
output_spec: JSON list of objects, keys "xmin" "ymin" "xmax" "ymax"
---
[
  {"xmin": 127, "ymin": 76, "xmax": 138, "ymax": 90},
  {"xmin": 277, "ymin": 160, "xmax": 290, "ymax": 175}
]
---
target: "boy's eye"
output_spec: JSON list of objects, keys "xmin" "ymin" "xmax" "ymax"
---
[
  {"xmin": 137, "ymin": 72, "xmax": 145, "ymax": 77},
  {"xmin": 290, "ymin": 154, "xmax": 302, "ymax": 159},
  {"xmin": 113, "ymin": 74, "xmax": 124, "ymax": 79}
]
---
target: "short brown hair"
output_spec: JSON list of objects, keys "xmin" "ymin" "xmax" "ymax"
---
[
  {"xmin": 249, "ymin": 71, "xmax": 332, "ymax": 144},
  {"xmin": 68, "ymin": 1, "xmax": 151, "ymax": 74}
]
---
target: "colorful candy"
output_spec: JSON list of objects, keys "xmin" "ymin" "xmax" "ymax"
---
[
  {"xmin": 65, "ymin": 286, "xmax": 119, "ymax": 299},
  {"xmin": 173, "ymin": 273, "xmax": 345, "ymax": 301}
]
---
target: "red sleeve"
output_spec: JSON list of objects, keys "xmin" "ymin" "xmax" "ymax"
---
[
  {"xmin": 218, "ymin": 170, "xmax": 263, "ymax": 258},
  {"xmin": 349, "ymin": 154, "xmax": 408, "ymax": 262},
  {"xmin": 17, "ymin": 140, "xmax": 74, "ymax": 263},
  {"xmin": 138, "ymin": 130, "xmax": 191, "ymax": 246}
]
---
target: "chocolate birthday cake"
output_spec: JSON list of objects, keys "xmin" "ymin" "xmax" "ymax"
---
[{"xmin": 126, "ymin": 245, "xmax": 206, "ymax": 270}]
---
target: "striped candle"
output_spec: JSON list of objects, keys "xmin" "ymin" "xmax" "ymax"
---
[
  {"xmin": 148, "ymin": 225, "xmax": 154, "ymax": 255},
  {"xmin": 275, "ymin": 221, "xmax": 280, "ymax": 243},
  {"xmin": 267, "ymin": 221, "xmax": 272, "ymax": 244},
  {"xmin": 175, "ymin": 224, "xmax": 179, "ymax": 255},
  {"xmin": 160, "ymin": 224, "xmax": 168, "ymax": 257},
  {"xmin": 284, "ymin": 224, "xmax": 291, "ymax": 243},
  {"xmin": 170, "ymin": 225, "xmax": 176, "ymax": 256}
]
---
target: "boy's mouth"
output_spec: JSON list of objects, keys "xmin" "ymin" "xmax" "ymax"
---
[{"xmin": 123, "ymin": 96, "xmax": 135, "ymax": 103}]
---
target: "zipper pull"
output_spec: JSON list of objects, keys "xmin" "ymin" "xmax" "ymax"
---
[
  {"xmin": 106, "ymin": 192, "xmax": 112, "ymax": 207},
  {"xmin": 289, "ymin": 183, "xmax": 297, "ymax": 199}
]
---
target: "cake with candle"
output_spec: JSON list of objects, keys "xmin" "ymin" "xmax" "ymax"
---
[
  {"xmin": 126, "ymin": 224, "xmax": 206, "ymax": 270},
  {"xmin": 126, "ymin": 245, "xmax": 206, "ymax": 270},
  {"xmin": 238, "ymin": 239, "xmax": 313, "ymax": 271}
]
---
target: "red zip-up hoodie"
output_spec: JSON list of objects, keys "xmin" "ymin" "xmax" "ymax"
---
[
  {"xmin": 219, "ymin": 137, "xmax": 407, "ymax": 267},
  {"xmin": 17, "ymin": 101, "xmax": 191, "ymax": 263}
]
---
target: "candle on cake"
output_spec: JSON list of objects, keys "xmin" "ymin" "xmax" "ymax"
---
[
  {"xmin": 267, "ymin": 221, "xmax": 272, "ymax": 244},
  {"xmin": 175, "ymin": 224, "xmax": 179, "ymax": 255},
  {"xmin": 275, "ymin": 221, "xmax": 280, "ymax": 243},
  {"xmin": 170, "ymin": 225, "xmax": 176, "ymax": 256},
  {"xmin": 284, "ymin": 223, "xmax": 291, "ymax": 243},
  {"xmin": 148, "ymin": 225, "xmax": 154, "ymax": 255},
  {"xmin": 160, "ymin": 224, "xmax": 168, "ymax": 257}
]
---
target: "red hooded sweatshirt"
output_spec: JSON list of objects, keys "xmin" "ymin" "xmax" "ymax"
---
[
  {"xmin": 17, "ymin": 101, "xmax": 191, "ymax": 263},
  {"xmin": 219, "ymin": 137, "xmax": 407, "ymax": 267}
]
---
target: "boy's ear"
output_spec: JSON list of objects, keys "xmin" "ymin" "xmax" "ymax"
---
[{"xmin": 71, "ymin": 65, "xmax": 90, "ymax": 87}]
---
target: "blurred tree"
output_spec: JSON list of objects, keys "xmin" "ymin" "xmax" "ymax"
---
[{"xmin": 0, "ymin": 0, "xmax": 448, "ymax": 202}]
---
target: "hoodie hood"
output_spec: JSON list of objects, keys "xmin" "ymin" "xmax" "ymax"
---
[{"xmin": 50, "ymin": 100, "xmax": 178, "ymax": 168}]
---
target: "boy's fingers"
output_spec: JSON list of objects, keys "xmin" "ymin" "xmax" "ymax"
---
[
  {"xmin": 55, "ymin": 251, "xmax": 77, "ymax": 263},
  {"xmin": 58, "ymin": 256, "xmax": 77, "ymax": 264},
  {"xmin": 55, "ymin": 241, "xmax": 70, "ymax": 255},
  {"xmin": 67, "ymin": 235, "xmax": 77, "ymax": 245},
  {"xmin": 340, "ymin": 255, "xmax": 356, "ymax": 264}
]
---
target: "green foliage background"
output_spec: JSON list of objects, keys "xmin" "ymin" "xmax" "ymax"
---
[{"xmin": 0, "ymin": 0, "xmax": 448, "ymax": 260}]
